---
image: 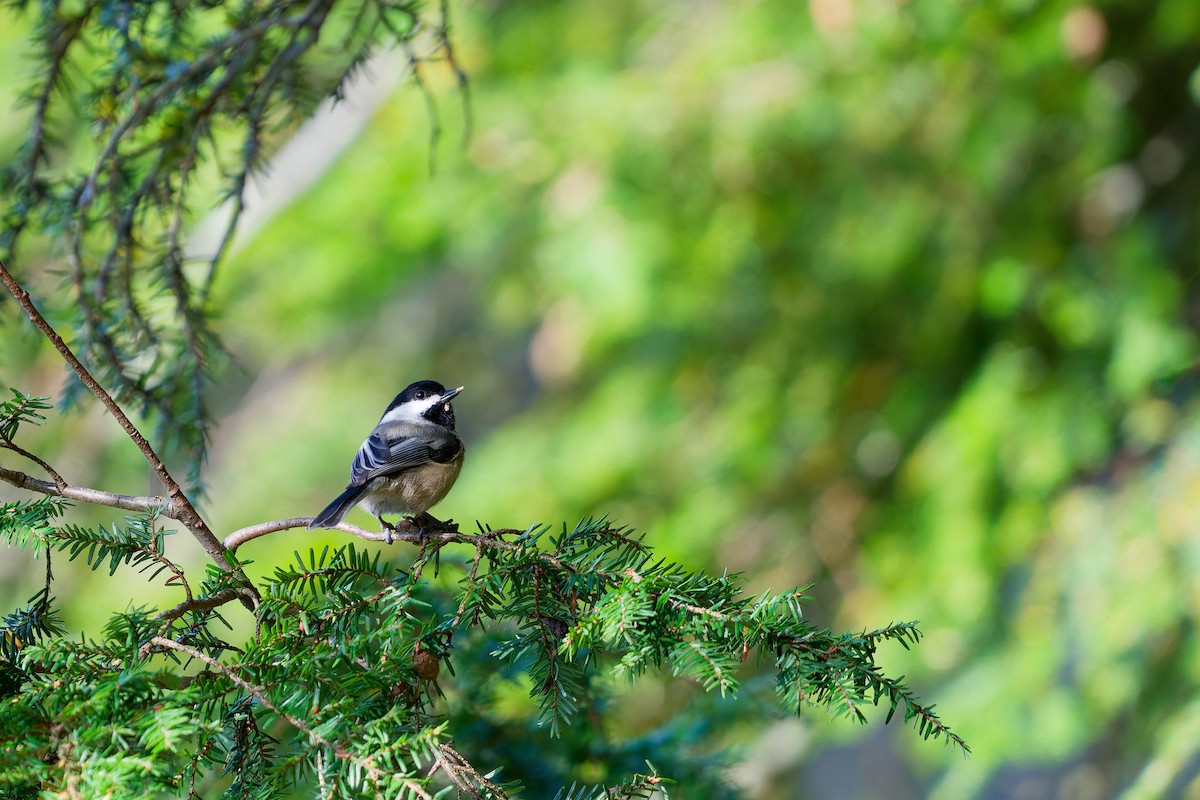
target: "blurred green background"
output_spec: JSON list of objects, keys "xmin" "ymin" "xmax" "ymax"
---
[{"xmin": 3, "ymin": 0, "xmax": 1200, "ymax": 797}]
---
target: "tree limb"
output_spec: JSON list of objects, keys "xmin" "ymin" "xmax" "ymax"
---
[
  {"xmin": 0, "ymin": 258, "xmax": 258, "ymax": 611},
  {"xmin": 0, "ymin": 465, "xmax": 172, "ymax": 515},
  {"xmin": 222, "ymin": 516, "xmax": 575, "ymax": 572},
  {"xmin": 0, "ymin": 259, "xmax": 232, "ymax": 566},
  {"xmin": 222, "ymin": 517, "xmax": 390, "ymax": 550}
]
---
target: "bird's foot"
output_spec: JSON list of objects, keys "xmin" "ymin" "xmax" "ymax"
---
[
  {"xmin": 379, "ymin": 518, "xmax": 398, "ymax": 545},
  {"xmin": 434, "ymin": 516, "xmax": 459, "ymax": 533},
  {"xmin": 404, "ymin": 513, "xmax": 458, "ymax": 544}
]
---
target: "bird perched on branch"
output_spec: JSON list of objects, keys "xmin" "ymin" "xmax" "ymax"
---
[{"xmin": 308, "ymin": 380, "xmax": 465, "ymax": 543}]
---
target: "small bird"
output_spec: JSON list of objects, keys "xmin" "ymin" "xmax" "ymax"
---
[{"xmin": 308, "ymin": 380, "xmax": 465, "ymax": 542}]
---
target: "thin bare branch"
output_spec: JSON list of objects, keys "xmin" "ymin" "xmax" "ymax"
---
[
  {"xmin": 0, "ymin": 440, "xmax": 67, "ymax": 489},
  {"xmin": 222, "ymin": 517, "xmax": 391, "ymax": 550},
  {"xmin": 0, "ymin": 465, "xmax": 172, "ymax": 515},
  {"xmin": 222, "ymin": 516, "xmax": 576, "ymax": 572},
  {"xmin": 156, "ymin": 588, "xmax": 244, "ymax": 622}
]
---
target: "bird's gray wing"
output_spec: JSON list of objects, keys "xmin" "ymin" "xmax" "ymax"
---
[{"xmin": 349, "ymin": 431, "xmax": 433, "ymax": 486}]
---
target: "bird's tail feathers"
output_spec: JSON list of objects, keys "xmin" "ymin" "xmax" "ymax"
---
[{"xmin": 308, "ymin": 485, "xmax": 366, "ymax": 530}]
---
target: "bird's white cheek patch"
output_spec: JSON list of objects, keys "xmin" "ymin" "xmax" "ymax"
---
[{"xmin": 381, "ymin": 396, "xmax": 443, "ymax": 424}]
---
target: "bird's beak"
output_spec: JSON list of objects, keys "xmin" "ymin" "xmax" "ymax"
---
[{"xmin": 441, "ymin": 386, "xmax": 464, "ymax": 404}]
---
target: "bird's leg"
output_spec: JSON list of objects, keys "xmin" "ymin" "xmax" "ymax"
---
[{"xmin": 376, "ymin": 515, "xmax": 397, "ymax": 545}]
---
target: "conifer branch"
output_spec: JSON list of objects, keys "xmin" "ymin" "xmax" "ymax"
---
[
  {"xmin": 0, "ymin": 261, "xmax": 258, "ymax": 611},
  {"xmin": 223, "ymin": 515, "xmax": 577, "ymax": 570},
  {"xmin": 0, "ymin": 391, "xmax": 67, "ymax": 488},
  {"xmin": 144, "ymin": 636, "xmax": 340, "ymax": 749}
]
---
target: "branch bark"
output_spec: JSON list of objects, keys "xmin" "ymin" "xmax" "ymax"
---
[
  {"xmin": 156, "ymin": 588, "xmax": 245, "ymax": 622},
  {"xmin": 0, "ymin": 466, "xmax": 173, "ymax": 515},
  {"xmin": 222, "ymin": 516, "xmax": 576, "ymax": 572},
  {"xmin": 223, "ymin": 517, "xmax": 396, "ymax": 550}
]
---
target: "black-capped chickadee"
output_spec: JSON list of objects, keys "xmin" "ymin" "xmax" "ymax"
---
[{"xmin": 308, "ymin": 380, "xmax": 465, "ymax": 542}]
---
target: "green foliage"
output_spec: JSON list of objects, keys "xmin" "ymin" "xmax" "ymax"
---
[
  {"xmin": 482, "ymin": 519, "xmax": 967, "ymax": 750},
  {"xmin": 0, "ymin": 491, "xmax": 963, "ymax": 797},
  {"xmin": 57, "ymin": 515, "xmax": 178, "ymax": 578},
  {"xmin": 0, "ymin": 388, "xmax": 50, "ymax": 441},
  {"xmin": 4, "ymin": 627, "xmax": 218, "ymax": 798},
  {"xmin": 0, "ymin": 495, "xmax": 65, "ymax": 551},
  {"xmin": 0, "ymin": 593, "xmax": 65, "ymax": 702}
]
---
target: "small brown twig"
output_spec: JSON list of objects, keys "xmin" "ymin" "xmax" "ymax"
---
[
  {"xmin": 0, "ymin": 440, "xmax": 67, "ymax": 490},
  {"xmin": 433, "ymin": 742, "xmax": 508, "ymax": 798},
  {"xmin": 155, "ymin": 587, "xmax": 244, "ymax": 622},
  {"xmin": 450, "ymin": 544, "xmax": 485, "ymax": 628}
]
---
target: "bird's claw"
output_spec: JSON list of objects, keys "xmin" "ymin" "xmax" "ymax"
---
[{"xmin": 402, "ymin": 513, "xmax": 458, "ymax": 544}]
